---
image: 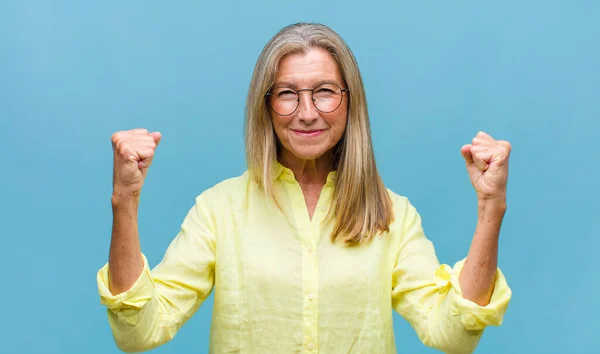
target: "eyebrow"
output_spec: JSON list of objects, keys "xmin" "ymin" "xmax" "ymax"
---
[{"xmin": 272, "ymin": 79, "xmax": 342, "ymax": 89}]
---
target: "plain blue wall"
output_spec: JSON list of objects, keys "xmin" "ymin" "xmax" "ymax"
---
[{"xmin": 1, "ymin": 1, "xmax": 598, "ymax": 353}]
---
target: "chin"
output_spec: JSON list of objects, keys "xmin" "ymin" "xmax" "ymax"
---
[{"xmin": 288, "ymin": 145, "xmax": 329, "ymax": 161}]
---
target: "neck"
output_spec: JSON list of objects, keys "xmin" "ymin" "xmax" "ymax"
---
[{"xmin": 279, "ymin": 149, "xmax": 334, "ymax": 186}]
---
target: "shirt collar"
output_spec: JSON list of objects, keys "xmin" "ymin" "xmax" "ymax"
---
[{"xmin": 273, "ymin": 160, "xmax": 337, "ymax": 185}]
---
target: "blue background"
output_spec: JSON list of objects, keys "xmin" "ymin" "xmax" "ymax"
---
[{"xmin": 1, "ymin": 1, "xmax": 598, "ymax": 353}]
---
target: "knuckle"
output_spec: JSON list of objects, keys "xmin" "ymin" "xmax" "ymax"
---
[
  {"xmin": 118, "ymin": 143, "xmax": 133, "ymax": 156},
  {"xmin": 497, "ymin": 141, "xmax": 511, "ymax": 152},
  {"xmin": 118, "ymin": 148, "xmax": 130, "ymax": 158},
  {"xmin": 142, "ymin": 136, "xmax": 157, "ymax": 147},
  {"xmin": 111, "ymin": 132, "xmax": 121, "ymax": 144}
]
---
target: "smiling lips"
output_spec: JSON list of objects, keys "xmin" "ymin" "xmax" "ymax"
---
[{"xmin": 292, "ymin": 129, "xmax": 325, "ymax": 137}]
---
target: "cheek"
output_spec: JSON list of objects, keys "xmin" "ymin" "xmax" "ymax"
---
[
  {"xmin": 271, "ymin": 115, "xmax": 286, "ymax": 132},
  {"xmin": 324, "ymin": 110, "xmax": 348, "ymax": 136},
  {"xmin": 271, "ymin": 115, "xmax": 291, "ymax": 144}
]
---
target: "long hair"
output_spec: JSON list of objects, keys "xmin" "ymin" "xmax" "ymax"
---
[{"xmin": 245, "ymin": 23, "xmax": 393, "ymax": 243}]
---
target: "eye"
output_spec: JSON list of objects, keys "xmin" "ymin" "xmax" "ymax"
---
[
  {"xmin": 317, "ymin": 88, "xmax": 334, "ymax": 94},
  {"xmin": 273, "ymin": 88, "xmax": 297, "ymax": 100},
  {"xmin": 314, "ymin": 85, "xmax": 339, "ymax": 98},
  {"xmin": 316, "ymin": 87, "xmax": 335, "ymax": 94}
]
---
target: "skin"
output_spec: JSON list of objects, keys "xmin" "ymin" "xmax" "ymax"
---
[
  {"xmin": 458, "ymin": 133, "xmax": 512, "ymax": 305},
  {"xmin": 108, "ymin": 48, "xmax": 512, "ymax": 308},
  {"xmin": 270, "ymin": 48, "xmax": 348, "ymax": 219},
  {"xmin": 108, "ymin": 129, "xmax": 161, "ymax": 294}
]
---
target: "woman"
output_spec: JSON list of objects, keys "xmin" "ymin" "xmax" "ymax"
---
[{"xmin": 98, "ymin": 23, "xmax": 511, "ymax": 353}]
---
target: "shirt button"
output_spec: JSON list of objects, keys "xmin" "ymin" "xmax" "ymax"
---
[
  {"xmin": 308, "ymin": 343, "xmax": 314, "ymax": 350},
  {"xmin": 306, "ymin": 247, "xmax": 313, "ymax": 253},
  {"xmin": 307, "ymin": 294, "xmax": 314, "ymax": 301}
]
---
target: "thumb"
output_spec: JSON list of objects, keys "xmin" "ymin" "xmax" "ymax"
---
[
  {"xmin": 460, "ymin": 144, "xmax": 474, "ymax": 165},
  {"xmin": 150, "ymin": 132, "xmax": 162, "ymax": 147}
]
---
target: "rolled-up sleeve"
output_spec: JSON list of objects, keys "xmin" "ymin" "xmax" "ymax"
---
[
  {"xmin": 97, "ymin": 254, "xmax": 155, "ymax": 326},
  {"xmin": 446, "ymin": 259, "xmax": 511, "ymax": 331},
  {"xmin": 391, "ymin": 196, "xmax": 511, "ymax": 354},
  {"xmin": 96, "ymin": 191, "xmax": 218, "ymax": 353}
]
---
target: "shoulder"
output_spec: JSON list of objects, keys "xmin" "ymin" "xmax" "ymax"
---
[
  {"xmin": 195, "ymin": 171, "xmax": 250, "ymax": 202},
  {"xmin": 385, "ymin": 188, "xmax": 420, "ymax": 232},
  {"xmin": 385, "ymin": 188, "xmax": 411, "ymax": 212},
  {"xmin": 191, "ymin": 171, "xmax": 251, "ymax": 213}
]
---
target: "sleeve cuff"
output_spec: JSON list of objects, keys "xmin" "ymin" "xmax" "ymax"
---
[
  {"xmin": 97, "ymin": 254, "xmax": 155, "ymax": 325},
  {"xmin": 435, "ymin": 258, "xmax": 512, "ymax": 331}
]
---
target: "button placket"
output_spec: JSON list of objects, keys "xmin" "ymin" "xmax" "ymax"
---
[
  {"xmin": 287, "ymin": 180, "xmax": 319, "ymax": 354},
  {"xmin": 302, "ymin": 235, "xmax": 318, "ymax": 353}
]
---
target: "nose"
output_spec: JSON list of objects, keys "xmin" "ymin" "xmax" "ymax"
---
[{"xmin": 296, "ymin": 90, "xmax": 318, "ymax": 124}]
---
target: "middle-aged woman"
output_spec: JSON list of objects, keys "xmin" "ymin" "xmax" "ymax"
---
[{"xmin": 97, "ymin": 23, "xmax": 512, "ymax": 354}]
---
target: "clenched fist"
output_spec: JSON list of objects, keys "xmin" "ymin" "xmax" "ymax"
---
[
  {"xmin": 460, "ymin": 131, "xmax": 511, "ymax": 201},
  {"xmin": 111, "ymin": 129, "xmax": 162, "ymax": 195}
]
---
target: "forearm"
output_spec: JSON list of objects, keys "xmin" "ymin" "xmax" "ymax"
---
[
  {"xmin": 459, "ymin": 198, "xmax": 506, "ymax": 306},
  {"xmin": 109, "ymin": 190, "xmax": 144, "ymax": 295}
]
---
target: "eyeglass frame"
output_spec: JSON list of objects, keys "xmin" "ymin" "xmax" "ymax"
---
[{"xmin": 265, "ymin": 83, "xmax": 350, "ymax": 116}]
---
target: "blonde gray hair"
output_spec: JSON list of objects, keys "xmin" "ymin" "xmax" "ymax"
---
[{"xmin": 245, "ymin": 23, "xmax": 393, "ymax": 243}]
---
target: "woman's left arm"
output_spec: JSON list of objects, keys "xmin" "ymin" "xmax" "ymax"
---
[
  {"xmin": 391, "ymin": 132, "xmax": 512, "ymax": 353},
  {"xmin": 458, "ymin": 131, "xmax": 512, "ymax": 306},
  {"xmin": 458, "ymin": 199, "xmax": 505, "ymax": 306}
]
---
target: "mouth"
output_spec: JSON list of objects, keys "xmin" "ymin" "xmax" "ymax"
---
[{"xmin": 292, "ymin": 129, "xmax": 325, "ymax": 137}]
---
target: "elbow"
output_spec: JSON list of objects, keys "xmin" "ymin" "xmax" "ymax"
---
[
  {"xmin": 107, "ymin": 310, "xmax": 173, "ymax": 353},
  {"xmin": 111, "ymin": 330, "xmax": 159, "ymax": 353},
  {"xmin": 114, "ymin": 339, "xmax": 157, "ymax": 354},
  {"xmin": 115, "ymin": 339, "xmax": 146, "ymax": 353},
  {"xmin": 423, "ymin": 339, "xmax": 478, "ymax": 354},
  {"xmin": 421, "ymin": 327, "xmax": 483, "ymax": 354},
  {"xmin": 113, "ymin": 330, "xmax": 171, "ymax": 354}
]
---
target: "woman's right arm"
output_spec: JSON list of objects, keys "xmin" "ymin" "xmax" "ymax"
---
[
  {"xmin": 109, "ymin": 190, "xmax": 143, "ymax": 295},
  {"xmin": 108, "ymin": 128, "xmax": 161, "ymax": 295},
  {"xmin": 98, "ymin": 129, "xmax": 217, "ymax": 352}
]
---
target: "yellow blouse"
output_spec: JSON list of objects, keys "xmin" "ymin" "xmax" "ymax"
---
[{"xmin": 97, "ymin": 163, "xmax": 511, "ymax": 353}]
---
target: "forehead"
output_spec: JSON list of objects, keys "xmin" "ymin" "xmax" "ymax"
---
[{"xmin": 275, "ymin": 48, "xmax": 343, "ymax": 87}]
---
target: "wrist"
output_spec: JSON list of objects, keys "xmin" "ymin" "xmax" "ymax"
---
[
  {"xmin": 477, "ymin": 192, "xmax": 506, "ymax": 207},
  {"xmin": 477, "ymin": 198, "xmax": 506, "ymax": 221},
  {"xmin": 112, "ymin": 188, "xmax": 141, "ymax": 207}
]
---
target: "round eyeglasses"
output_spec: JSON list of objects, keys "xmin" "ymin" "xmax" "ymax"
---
[{"xmin": 266, "ymin": 83, "xmax": 349, "ymax": 116}]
